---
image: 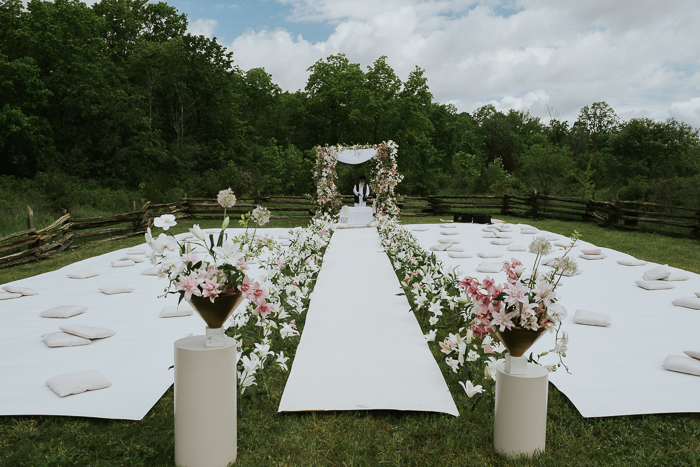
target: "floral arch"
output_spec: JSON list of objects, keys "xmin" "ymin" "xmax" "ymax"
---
[{"xmin": 313, "ymin": 141, "xmax": 404, "ymax": 221}]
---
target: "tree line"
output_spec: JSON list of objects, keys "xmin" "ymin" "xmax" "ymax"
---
[{"xmin": 2, "ymin": 0, "xmax": 700, "ymax": 212}]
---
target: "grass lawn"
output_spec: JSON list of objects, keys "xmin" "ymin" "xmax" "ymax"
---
[{"xmin": 1, "ymin": 215, "xmax": 699, "ymax": 466}]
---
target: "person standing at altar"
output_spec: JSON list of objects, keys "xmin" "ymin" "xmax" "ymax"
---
[{"xmin": 353, "ymin": 176, "xmax": 370, "ymax": 207}]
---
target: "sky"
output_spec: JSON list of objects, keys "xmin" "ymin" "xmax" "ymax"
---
[{"xmin": 171, "ymin": 0, "xmax": 700, "ymax": 129}]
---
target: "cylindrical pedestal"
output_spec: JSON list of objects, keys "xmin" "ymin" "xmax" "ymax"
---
[
  {"xmin": 175, "ymin": 336, "xmax": 237, "ymax": 467},
  {"xmin": 493, "ymin": 362, "xmax": 549, "ymax": 458}
]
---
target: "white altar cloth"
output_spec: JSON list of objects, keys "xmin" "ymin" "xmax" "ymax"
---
[
  {"xmin": 347, "ymin": 207, "xmax": 373, "ymax": 227},
  {"xmin": 279, "ymin": 228, "xmax": 459, "ymax": 416}
]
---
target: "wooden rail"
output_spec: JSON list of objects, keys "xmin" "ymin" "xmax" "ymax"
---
[{"xmin": 2, "ymin": 192, "xmax": 698, "ymax": 269}]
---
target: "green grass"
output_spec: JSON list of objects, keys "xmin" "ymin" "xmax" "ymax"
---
[{"xmin": 2, "ymin": 215, "xmax": 700, "ymax": 466}]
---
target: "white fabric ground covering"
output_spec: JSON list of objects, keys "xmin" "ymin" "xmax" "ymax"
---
[
  {"xmin": 410, "ymin": 222, "xmax": 700, "ymax": 418},
  {"xmin": 0, "ymin": 228, "xmax": 286, "ymax": 420},
  {"xmin": 279, "ymin": 228, "xmax": 459, "ymax": 416}
]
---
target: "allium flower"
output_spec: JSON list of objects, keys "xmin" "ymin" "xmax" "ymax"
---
[
  {"xmin": 154, "ymin": 214, "xmax": 177, "ymax": 231},
  {"xmin": 529, "ymin": 237, "xmax": 553, "ymax": 256},
  {"xmin": 217, "ymin": 188, "xmax": 236, "ymax": 208},
  {"xmin": 251, "ymin": 205, "xmax": 271, "ymax": 226}
]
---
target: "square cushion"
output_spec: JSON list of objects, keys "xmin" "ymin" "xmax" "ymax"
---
[
  {"xmin": 42, "ymin": 332, "xmax": 92, "ymax": 348},
  {"xmin": 141, "ymin": 267, "xmax": 159, "ymax": 276},
  {"xmin": 494, "ymin": 232, "xmax": 512, "ymax": 239},
  {"xmin": 446, "ymin": 245, "xmax": 465, "ymax": 252},
  {"xmin": 507, "ymin": 245, "xmax": 527, "ymax": 252},
  {"xmin": 663, "ymin": 355, "xmax": 700, "ymax": 377},
  {"xmin": 696, "ymin": 292, "xmax": 700, "ymax": 298},
  {"xmin": 555, "ymin": 241, "xmax": 571, "ymax": 248},
  {"xmin": 579, "ymin": 254, "xmax": 607, "ymax": 260},
  {"xmin": 60, "ymin": 325, "xmax": 116, "ymax": 339},
  {"xmin": 482, "ymin": 232, "xmax": 497, "ymax": 238},
  {"xmin": 0, "ymin": 292, "xmax": 22, "ymax": 300},
  {"xmin": 45, "ymin": 370, "xmax": 112, "ymax": 397},
  {"xmin": 635, "ymin": 280, "xmax": 675, "ymax": 290},
  {"xmin": 120, "ymin": 255, "xmax": 146, "ymax": 263},
  {"xmin": 616, "ymin": 259, "xmax": 647, "ymax": 266},
  {"xmin": 111, "ymin": 260, "xmax": 135, "ymax": 268},
  {"xmin": 491, "ymin": 239, "xmax": 513, "ymax": 245},
  {"xmin": 99, "ymin": 285, "xmax": 135, "ymax": 295},
  {"xmin": 662, "ymin": 271, "xmax": 689, "ymax": 281},
  {"xmin": 160, "ymin": 304, "xmax": 194, "ymax": 318},
  {"xmin": 574, "ymin": 310, "xmax": 612, "ymax": 327},
  {"xmin": 335, "ymin": 223, "xmax": 350, "ymax": 229},
  {"xmin": 127, "ymin": 248, "xmax": 146, "ymax": 255},
  {"xmin": 671, "ymin": 296, "xmax": 700, "ymax": 310},
  {"xmin": 476, "ymin": 262, "xmax": 503, "ymax": 273},
  {"xmin": 521, "ymin": 230, "xmax": 538, "ymax": 235},
  {"xmin": 411, "ymin": 226, "xmax": 429, "ymax": 232},
  {"xmin": 448, "ymin": 252, "xmax": 472, "ymax": 258},
  {"xmin": 684, "ymin": 350, "xmax": 700, "ymax": 360},
  {"xmin": 67, "ymin": 270, "xmax": 100, "ymax": 279},
  {"xmin": 440, "ymin": 231, "xmax": 459, "ymax": 236},
  {"xmin": 40, "ymin": 305, "xmax": 88, "ymax": 318},
  {"xmin": 438, "ymin": 239, "xmax": 460, "ymax": 244},
  {"xmin": 429, "ymin": 244, "xmax": 450, "ymax": 252},
  {"xmin": 2, "ymin": 285, "xmax": 38, "ymax": 296},
  {"xmin": 580, "ymin": 248, "xmax": 602, "ymax": 255},
  {"xmin": 478, "ymin": 251, "xmax": 503, "ymax": 258},
  {"xmin": 482, "ymin": 227, "xmax": 497, "ymax": 232},
  {"xmin": 440, "ymin": 224, "xmax": 456, "ymax": 229},
  {"xmin": 643, "ymin": 264, "xmax": 670, "ymax": 281}
]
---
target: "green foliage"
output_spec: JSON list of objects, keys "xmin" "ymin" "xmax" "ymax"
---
[{"xmin": 520, "ymin": 143, "xmax": 574, "ymax": 195}]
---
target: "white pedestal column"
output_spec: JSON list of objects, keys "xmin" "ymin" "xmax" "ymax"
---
[
  {"xmin": 174, "ymin": 336, "xmax": 237, "ymax": 467},
  {"xmin": 493, "ymin": 362, "xmax": 549, "ymax": 458}
]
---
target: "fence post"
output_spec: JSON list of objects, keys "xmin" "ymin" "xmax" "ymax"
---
[
  {"xmin": 501, "ymin": 190, "xmax": 510, "ymax": 216},
  {"xmin": 527, "ymin": 191, "xmax": 539, "ymax": 219},
  {"xmin": 693, "ymin": 211, "xmax": 700, "ymax": 239},
  {"xmin": 607, "ymin": 194, "xmax": 620, "ymax": 226}
]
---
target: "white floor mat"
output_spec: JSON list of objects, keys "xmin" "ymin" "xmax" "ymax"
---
[
  {"xmin": 278, "ymin": 228, "xmax": 459, "ymax": 416},
  {"xmin": 409, "ymin": 222, "xmax": 700, "ymax": 418}
]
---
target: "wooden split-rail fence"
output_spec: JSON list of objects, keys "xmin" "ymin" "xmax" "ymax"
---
[{"xmin": 1, "ymin": 193, "xmax": 698, "ymax": 269}]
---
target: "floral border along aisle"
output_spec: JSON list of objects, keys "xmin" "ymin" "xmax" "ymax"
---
[{"xmin": 377, "ymin": 218, "xmax": 574, "ymax": 408}]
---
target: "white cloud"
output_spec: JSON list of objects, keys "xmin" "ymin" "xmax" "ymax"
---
[
  {"xmin": 227, "ymin": 0, "xmax": 700, "ymax": 128},
  {"xmin": 188, "ymin": 18, "xmax": 218, "ymax": 39}
]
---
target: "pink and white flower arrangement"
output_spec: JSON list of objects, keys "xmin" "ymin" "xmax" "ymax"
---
[{"xmin": 147, "ymin": 188, "xmax": 275, "ymax": 307}]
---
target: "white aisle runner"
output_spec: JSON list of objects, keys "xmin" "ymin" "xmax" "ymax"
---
[{"xmin": 278, "ymin": 228, "xmax": 459, "ymax": 416}]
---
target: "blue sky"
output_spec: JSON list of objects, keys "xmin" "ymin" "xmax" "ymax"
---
[{"xmin": 172, "ymin": 0, "xmax": 700, "ymax": 128}]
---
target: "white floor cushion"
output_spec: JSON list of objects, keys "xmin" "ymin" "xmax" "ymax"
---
[
  {"xmin": 507, "ymin": 245, "xmax": 527, "ymax": 251},
  {"xmin": 663, "ymin": 355, "xmax": 700, "ymax": 377},
  {"xmin": 45, "ymin": 370, "xmax": 112, "ymax": 397},
  {"xmin": 127, "ymin": 249, "xmax": 146, "ymax": 255},
  {"xmin": 160, "ymin": 304, "xmax": 194, "ymax": 318},
  {"xmin": 672, "ymin": 296, "xmax": 700, "ymax": 310},
  {"xmin": 67, "ymin": 270, "xmax": 101, "ymax": 279},
  {"xmin": 635, "ymin": 280, "xmax": 675, "ymax": 290},
  {"xmin": 121, "ymin": 256, "xmax": 146, "ymax": 263},
  {"xmin": 684, "ymin": 350, "xmax": 700, "ymax": 360},
  {"xmin": 60, "ymin": 325, "xmax": 116, "ymax": 339},
  {"xmin": 662, "ymin": 272, "xmax": 689, "ymax": 281},
  {"xmin": 111, "ymin": 260, "xmax": 135, "ymax": 268},
  {"xmin": 42, "ymin": 332, "xmax": 92, "ymax": 348},
  {"xmin": 616, "ymin": 259, "xmax": 647, "ymax": 266},
  {"xmin": 438, "ymin": 239, "xmax": 460, "ymax": 244},
  {"xmin": 40, "ymin": 305, "xmax": 88, "ymax": 318},
  {"xmin": 482, "ymin": 232, "xmax": 497, "ymax": 238},
  {"xmin": 446, "ymin": 246, "xmax": 464, "ymax": 252},
  {"xmin": 574, "ymin": 310, "xmax": 612, "ymax": 327},
  {"xmin": 644, "ymin": 264, "xmax": 670, "ymax": 281},
  {"xmin": 440, "ymin": 231, "xmax": 459, "ymax": 236},
  {"xmin": 491, "ymin": 239, "xmax": 513, "ymax": 245},
  {"xmin": 411, "ymin": 226, "xmax": 429, "ymax": 232},
  {"xmin": 580, "ymin": 248, "xmax": 602, "ymax": 255},
  {"xmin": 429, "ymin": 244, "xmax": 450, "ymax": 252},
  {"xmin": 478, "ymin": 251, "xmax": 503, "ymax": 258},
  {"xmin": 2, "ymin": 286, "xmax": 38, "ymax": 296},
  {"xmin": 141, "ymin": 267, "xmax": 159, "ymax": 276},
  {"xmin": 0, "ymin": 292, "xmax": 22, "ymax": 300},
  {"xmin": 99, "ymin": 285, "xmax": 135, "ymax": 295},
  {"xmin": 448, "ymin": 252, "xmax": 472, "ymax": 259},
  {"xmin": 476, "ymin": 262, "xmax": 503, "ymax": 273}
]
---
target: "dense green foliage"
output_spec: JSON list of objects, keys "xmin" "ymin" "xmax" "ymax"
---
[{"xmin": 2, "ymin": 0, "xmax": 700, "ymax": 217}]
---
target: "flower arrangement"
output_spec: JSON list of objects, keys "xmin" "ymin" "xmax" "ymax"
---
[
  {"xmin": 456, "ymin": 234, "xmax": 579, "ymax": 372},
  {"xmin": 370, "ymin": 141, "xmax": 403, "ymax": 219},
  {"xmin": 146, "ymin": 189, "xmax": 275, "ymax": 309}
]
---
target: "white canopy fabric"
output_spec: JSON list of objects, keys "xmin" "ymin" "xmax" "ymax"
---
[{"xmin": 336, "ymin": 148, "xmax": 377, "ymax": 165}]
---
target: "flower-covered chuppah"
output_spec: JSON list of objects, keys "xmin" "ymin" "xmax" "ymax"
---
[{"xmin": 313, "ymin": 141, "xmax": 403, "ymax": 220}]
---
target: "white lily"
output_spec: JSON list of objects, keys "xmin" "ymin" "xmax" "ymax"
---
[{"xmin": 459, "ymin": 380, "xmax": 484, "ymax": 398}]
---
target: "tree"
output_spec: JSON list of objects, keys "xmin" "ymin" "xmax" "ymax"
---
[
  {"xmin": 519, "ymin": 143, "xmax": 573, "ymax": 195},
  {"xmin": 305, "ymin": 54, "xmax": 365, "ymax": 145},
  {"xmin": 574, "ymin": 101, "xmax": 620, "ymax": 154}
]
